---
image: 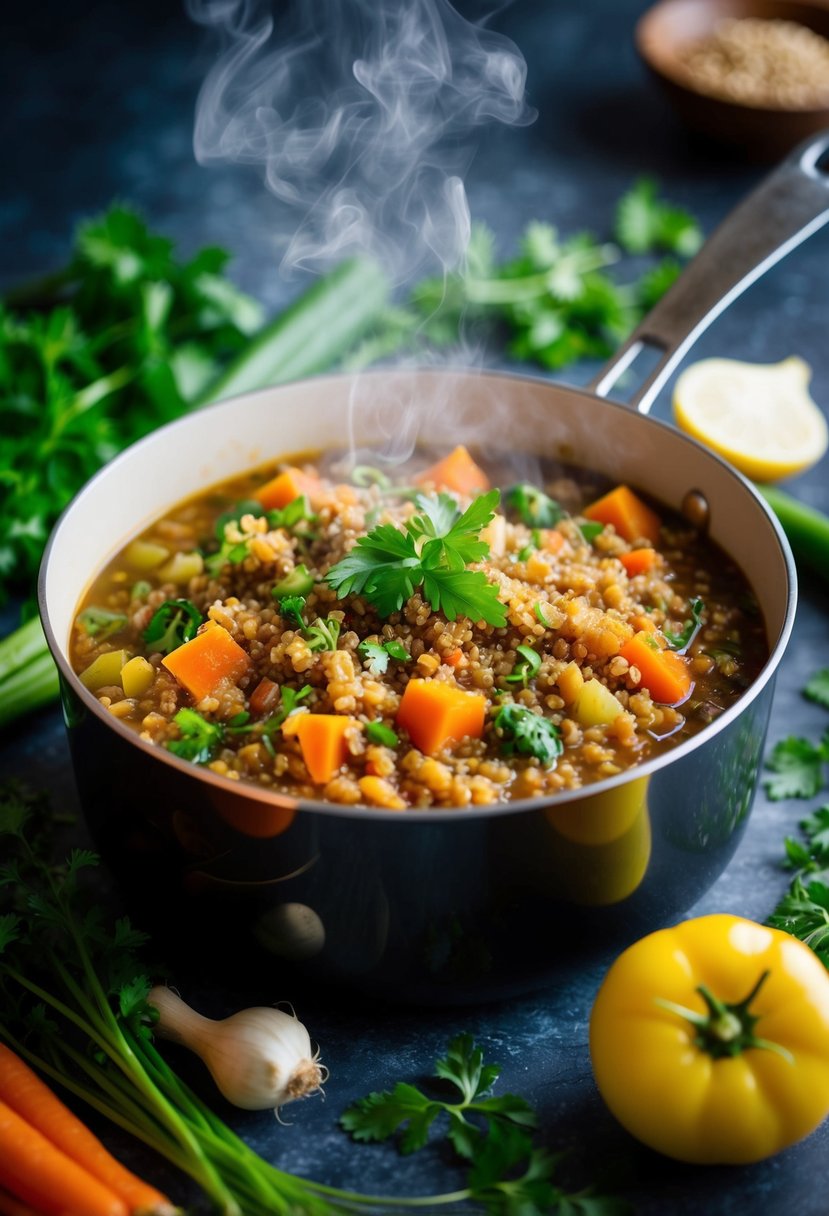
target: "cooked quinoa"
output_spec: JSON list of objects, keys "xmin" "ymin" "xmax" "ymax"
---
[{"xmin": 70, "ymin": 448, "xmax": 768, "ymax": 809}]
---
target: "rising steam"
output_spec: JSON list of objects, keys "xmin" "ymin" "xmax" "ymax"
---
[{"xmin": 186, "ymin": 0, "xmax": 534, "ymax": 283}]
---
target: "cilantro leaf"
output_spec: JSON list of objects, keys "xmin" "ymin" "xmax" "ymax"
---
[
  {"xmin": 494, "ymin": 703, "xmax": 563, "ymax": 768},
  {"xmin": 434, "ymin": 1033, "xmax": 501, "ymax": 1103},
  {"xmin": 77, "ymin": 607, "xmax": 128, "ymax": 639},
  {"xmin": 615, "ymin": 178, "xmax": 702, "ymax": 257},
  {"xmin": 506, "ymin": 483, "xmax": 564, "ymax": 528},
  {"xmin": 340, "ymin": 1082, "xmax": 442, "ymax": 1154},
  {"xmin": 805, "ymin": 668, "xmax": 829, "ymax": 710},
  {"xmin": 421, "ymin": 567, "xmax": 507, "ymax": 626},
  {"xmin": 763, "ymin": 734, "xmax": 828, "ymax": 801},
  {"xmin": 166, "ymin": 708, "xmax": 225, "ymax": 765},
  {"xmin": 358, "ymin": 639, "xmax": 409, "ymax": 676},
  {"xmin": 143, "ymin": 599, "xmax": 202, "ymax": 654}
]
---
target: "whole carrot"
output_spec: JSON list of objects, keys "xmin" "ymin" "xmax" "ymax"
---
[
  {"xmin": 0, "ymin": 1047, "xmax": 174, "ymax": 1216},
  {"xmin": 0, "ymin": 1099, "xmax": 128, "ymax": 1216}
]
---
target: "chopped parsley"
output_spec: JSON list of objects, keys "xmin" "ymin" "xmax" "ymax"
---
[
  {"xmin": 326, "ymin": 491, "xmax": 507, "ymax": 626},
  {"xmin": 575, "ymin": 520, "xmax": 604, "ymax": 545},
  {"xmin": 358, "ymin": 638, "xmax": 409, "ymax": 676},
  {"xmin": 142, "ymin": 599, "xmax": 201, "ymax": 654},
  {"xmin": 77, "ymin": 607, "xmax": 128, "ymax": 639},
  {"xmin": 505, "ymin": 483, "xmax": 564, "ymax": 528},
  {"xmin": 615, "ymin": 177, "xmax": 703, "ymax": 257},
  {"xmin": 365, "ymin": 721, "xmax": 399, "ymax": 748},
  {"xmin": 166, "ymin": 708, "xmax": 224, "ymax": 765},
  {"xmin": 804, "ymin": 669, "xmax": 829, "ymax": 711},
  {"xmin": 763, "ymin": 732, "xmax": 829, "ymax": 801},
  {"xmin": 663, "ymin": 597, "xmax": 705, "ymax": 652},
  {"xmin": 305, "ymin": 616, "xmax": 341, "ymax": 652},
  {"xmin": 493, "ymin": 703, "xmax": 563, "ymax": 768},
  {"xmin": 278, "ymin": 595, "xmax": 307, "ymax": 631}
]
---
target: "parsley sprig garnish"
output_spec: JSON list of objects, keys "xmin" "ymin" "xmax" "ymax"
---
[
  {"xmin": 342, "ymin": 1033, "xmax": 626, "ymax": 1216},
  {"xmin": 358, "ymin": 638, "xmax": 408, "ymax": 675},
  {"xmin": 142, "ymin": 598, "xmax": 201, "ymax": 654},
  {"xmin": 763, "ymin": 732, "xmax": 829, "ymax": 801},
  {"xmin": 327, "ymin": 490, "xmax": 507, "ymax": 626},
  {"xmin": 494, "ymin": 703, "xmax": 563, "ymax": 767}
]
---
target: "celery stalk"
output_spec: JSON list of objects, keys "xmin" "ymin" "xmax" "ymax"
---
[{"xmin": 757, "ymin": 485, "xmax": 829, "ymax": 583}]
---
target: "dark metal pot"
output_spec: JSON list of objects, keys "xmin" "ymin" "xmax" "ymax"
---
[{"xmin": 40, "ymin": 134, "xmax": 829, "ymax": 1002}]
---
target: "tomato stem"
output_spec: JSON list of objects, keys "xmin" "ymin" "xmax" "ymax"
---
[{"xmin": 655, "ymin": 970, "xmax": 795, "ymax": 1063}]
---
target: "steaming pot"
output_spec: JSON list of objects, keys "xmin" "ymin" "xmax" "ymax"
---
[{"xmin": 40, "ymin": 134, "xmax": 829, "ymax": 1001}]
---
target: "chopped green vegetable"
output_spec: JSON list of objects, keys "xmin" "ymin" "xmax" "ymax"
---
[
  {"xmin": 504, "ymin": 644, "xmax": 541, "ymax": 687},
  {"xmin": 351, "ymin": 465, "xmax": 392, "ymax": 489},
  {"xmin": 131, "ymin": 579, "xmax": 152, "ymax": 600},
  {"xmin": 534, "ymin": 602, "xmax": 553, "ymax": 627},
  {"xmin": 272, "ymin": 564, "xmax": 314, "ymax": 599},
  {"xmin": 142, "ymin": 598, "xmax": 202, "ymax": 654},
  {"xmin": 805, "ymin": 669, "xmax": 829, "ymax": 710},
  {"xmin": 77, "ymin": 607, "xmax": 128, "ymax": 639},
  {"xmin": 576, "ymin": 520, "xmax": 605, "ymax": 545},
  {"xmin": 615, "ymin": 178, "xmax": 702, "ymax": 257},
  {"xmin": 663, "ymin": 597, "xmax": 705, "ymax": 652},
  {"xmin": 214, "ymin": 499, "xmax": 264, "ymax": 539},
  {"xmin": 327, "ymin": 490, "xmax": 507, "ymax": 626},
  {"xmin": 756, "ymin": 486, "xmax": 829, "ymax": 587},
  {"xmin": 268, "ymin": 494, "xmax": 316, "ymax": 535},
  {"xmin": 493, "ymin": 703, "xmax": 563, "ymax": 767},
  {"xmin": 278, "ymin": 595, "xmax": 307, "ymax": 631},
  {"xmin": 204, "ymin": 536, "xmax": 250, "ymax": 576},
  {"xmin": 358, "ymin": 638, "xmax": 409, "ymax": 676},
  {"xmin": 166, "ymin": 707, "xmax": 224, "ymax": 765},
  {"xmin": 365, "ymin": 721, "xmax": 399, "ymax": 748},
  {"xmin": 304, "ymin": 616, "xmax": 341, "ymax": 652},
  {"xmin": 505, "ymin": 483, "xmax": 564, "ymax": 528},
  {"xmin": 764, "ymin": 733, "xmax": 829, "ymax": 801}
]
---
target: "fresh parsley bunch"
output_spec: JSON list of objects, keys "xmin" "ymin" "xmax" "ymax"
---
[
  {"xmin": 0, "ymin": 206, "xmax": 264, "ymax": 600},
  {"xmin": 327, "ymin": 490, "xmax": 508, "ymax": 626}
]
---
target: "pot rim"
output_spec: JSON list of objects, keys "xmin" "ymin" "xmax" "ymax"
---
[{"xmin": 39, "ymin": 365, "xmax": 798, "ymax": 824}]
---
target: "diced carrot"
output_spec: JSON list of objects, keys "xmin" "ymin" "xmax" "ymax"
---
[
  {"xmin": 619, "ymin": 547, "xmax": 657, "ymax": 577},
  {"xmin": 162, "ymin": 624, "xmax": 250, "ymax": 702},
  {"xmin": 583, "ymin": 485, "xmax": 661, "ymax": 545},
  {"xmin": 249, "ymin": 676, "xmax": 279, "ymax": 717},
  {"xmin": 396, "ymin": 678, "xmax": 486, "ymax": 755},
  {"xmin": 254, "ymin": 467, "xmax": 321, "ymax": 511},
  {"xmin": 0, "ymin": 1101, "xmax": 128, "ymax": 1216},
  {"xmin": 413, "ymin": 445, "xmax": 490, "ymax": 495},
  {"xmin": 0, "ymin": 1046, "xmax": 170, "ymax": 1216},
  {"xmin": 294, "ymin": 714, "xmax": 354, "ymax": 784},
  {"xmin": 444, "ymin": 648, "xmax": 464, "ymax": 668},
  {"xmin": 620, "ymin": 631, "xmax": 693, "ymax": 705}
]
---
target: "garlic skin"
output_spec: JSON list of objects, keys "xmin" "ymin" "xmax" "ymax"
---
[{"xmin": 147, "ymin": 986, "xmax": 323, "ymax": 1111}]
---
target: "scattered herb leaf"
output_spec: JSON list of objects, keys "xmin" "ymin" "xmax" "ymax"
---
[
  {"xmin": 763, "ymin": 734, "xmax": 829, "ymax": 801},
  {"xmin": 804, "ymin": 669, "xmax": 829, "ymax": 711},
  {"xmin": 663, "ymin": 597, "xmax": 705, "ymax": 652},
  {"xmin": 505, "ymin": 484, "xmax": 564, "ymax": 529},
  {"xmin": 77, "ymin": 607, "xmax": 128, "ymax": 639},
  {"xmin": 142, "ymin": 598, "xmax": 201, "ymax": 654},
  {"xmin": 365, "ymin": 721, "xmax": 399, "ymax": 748},
  {"xmin": 494, "ymin": 703, "xmax": 563, "ymax": 768},
  {"xmin": 615, "ymin": 178, "xmax": 702, "ymax": 257},
  {"xmin": 505, "ymin": 644, "xmax": 542, "ymax": 687},
  {"xmin": 166, "ymin": 708, "xmax": 224, "ymax": 765}
]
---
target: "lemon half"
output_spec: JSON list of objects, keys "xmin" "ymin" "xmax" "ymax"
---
[{"xmin": 673, "ymin": 355, "xmax": 828, "ymax": 482}]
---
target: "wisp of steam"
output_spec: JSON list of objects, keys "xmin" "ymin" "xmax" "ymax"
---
[{"xmin": 186, "ymin": 0, "xmax": 534, "ymax": 284}]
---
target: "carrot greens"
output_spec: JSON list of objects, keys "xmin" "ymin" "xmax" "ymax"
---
[{"xmin": 0, "ymin": 782, "xmax": 624, "ymax": 1215}]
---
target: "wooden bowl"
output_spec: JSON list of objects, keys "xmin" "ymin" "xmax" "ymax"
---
[{"xmin": 636, "ymin": 0, "xmax": 829, "ymax": 158}]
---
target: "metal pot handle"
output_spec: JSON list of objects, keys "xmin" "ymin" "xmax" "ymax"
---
[{"xmin": 590, "ymin": 130, "xmax": 829, "ymax": 414}]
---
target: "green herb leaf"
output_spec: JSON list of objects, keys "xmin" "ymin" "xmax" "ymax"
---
[
  {"xmin": 142, "ymin": 599, "xmax": 202, "ymax": 654},
  {"xmin": 576, "ymin": 520, "xmax": 605, "ymax": 545},
  {"xmin": 77, "ymin": 607, "xmax": 128, "ymax": 639},
  {"xmin": 166, "ymin": 708, "xmax": 224, "ymax": 764},
  {"xmin": 277, "ymin": 595, "xmax": 306, "ymax": 631},
  {"xmin": 504, "ymin": 644, "xmax": 542, "ymax": 687},
  {"xmin": 615, "ymin": 178, "xmax": 702, "ymax": 257},
  {"xmin": 304, "ymin": 616, "xmax": 341, "ymax": 653},
  {"xmin": 505, "ymin": 484, "xmax": 564, "ymax": 528},
  {"xmin": 358, "ymin": 639, "xmax": 409, "ymax": 676},
  {"xmin": 328, "ymin": 491, "xmax": 506, "ymax": 625},
  {"xmin": 663, "ymin": 597, "xmax": 705, "ymax": 652},
  {"xmin": 805, "ymin": 669, "xmax": 829, "ymax": 710},
  {"xmin": 494, "ymin": 703, "xmax": 563, "ymax": 768},
  {"xmin": 764, "ymin": 734, "xmax": 829, "ymax": 801},
  {"xmin": 365, "ymin": 721, "xmax": 399, "ymax": 748}
]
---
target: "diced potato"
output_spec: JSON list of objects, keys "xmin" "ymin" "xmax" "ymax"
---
[
  {"xmin": 125, "ymin": 539, "xmax": 170, "ymax": 570},
  {"xmin": 480, "ymin": 513, "xmax": 507, "ymax": 557},
  {"xmin": 157, "ymin": 551, "xmax": 204, "ymax": 584},
  {"xmin": 572, "ymin": 678, "xmax": 624, "ymax": 727},
  {"xmin": 121, "ymin": 655, "xmax": 155, "ymax": 697},
  {"xmin": 79, "ymin": 650, "xmax": 129, "ymax": 692},
  {"xmin": 557, "ymin": 660, "xmax": 584, "ymax": 705}
]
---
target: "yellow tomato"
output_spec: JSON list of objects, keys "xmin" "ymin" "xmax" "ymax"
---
[{"xmin": 589, "ymin": 914, "xmax": 829, "ymax": 1164}]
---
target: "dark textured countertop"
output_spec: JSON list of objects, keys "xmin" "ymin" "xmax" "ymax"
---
[{"xmin": 2, "ymin": 2, "xmax": 829, "ymax": 1213}]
